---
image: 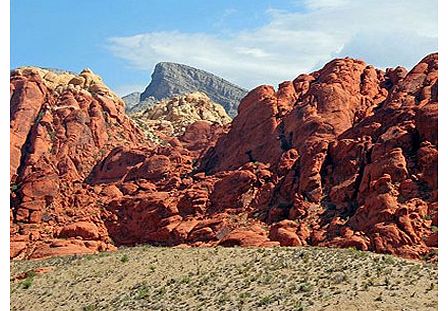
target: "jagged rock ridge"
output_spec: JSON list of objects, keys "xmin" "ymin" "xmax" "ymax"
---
[
  {"xmin": 134, "ymin": 62, "xmax": 248, "ymax": 117},
  {"xmin": 122, "ymin": 91, "xmax": 141, "ymax": 112}
]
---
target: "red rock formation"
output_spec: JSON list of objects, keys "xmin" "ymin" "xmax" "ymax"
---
[
  {"xmin": 10, "ymin": 66, "xmax": 231, "ymax": 259},
  {"xmin": 200, "ymin": 53, "xmax": 438, "ymax": 259},
  {"xmin": 10, "ymin": 54, "xmax": 437, "ymax": 260},
  {"xmin": 10, "ymin": 67, "xmax": 146, "ymax": 259}
]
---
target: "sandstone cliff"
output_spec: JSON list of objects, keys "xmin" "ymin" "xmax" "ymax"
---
[
  {"xmin": 10, "ymin": 54, "xmax": 438, "ymax": 261},
  {"xmin": 10, "ymin": 67, "xmax": 147, "ymax": 258},
  {"xmin": 199, "ymin": 53, "xmax": 438, "ymax": 259}
]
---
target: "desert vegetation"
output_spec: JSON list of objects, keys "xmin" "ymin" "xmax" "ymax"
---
[{"xmin": 11, "ymin": 246, "xmax": 437, "ymax": 310}]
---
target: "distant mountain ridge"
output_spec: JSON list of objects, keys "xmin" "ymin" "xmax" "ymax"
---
[
  {"xmin": 122, "ymin": 91, "xmax": 141, "ymax": 112},
  {"xmin": 125, "ymin": 62, "xmax": 248, "ymax": 117}
]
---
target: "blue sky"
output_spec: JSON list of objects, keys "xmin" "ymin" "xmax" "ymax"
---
[{"xmin": 11, "ymin": 0, "xmax": 437, "ymax": 96}]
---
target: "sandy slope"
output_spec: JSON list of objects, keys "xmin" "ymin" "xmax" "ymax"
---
[{"xmin": 11, "ymin": 247, "xmax": 437, "ymax": 311}]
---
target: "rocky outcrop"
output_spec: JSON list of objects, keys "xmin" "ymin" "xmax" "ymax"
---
[
  {"xmin": 10, "ymin": 66, "xmax": 231, "ymax": 259},
  {"xmin": 10, "ymin": 67, "xmax": 147, "ymax": 259},
  {"xmin": 134, "ymin": 62, "xmax": 247, "ymax": 117},
  {"xmin": 122, "ymin": 91, "xmax": 141, "ymax": 113},
  {"xmin": 199, "ymin": 53, "xmax": 438, "ymax": 259},
  {"xmin": 10, "ymin": 54, "xmax": 438, "ymax": 261},
  {"xmin": 130, "ymin": 92, "xmax": 231, "ymax": 143}
]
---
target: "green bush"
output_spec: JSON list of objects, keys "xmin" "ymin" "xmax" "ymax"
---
[{"xmin": 120, "ymin": 254, "xmax": 129, "ymax": 263}]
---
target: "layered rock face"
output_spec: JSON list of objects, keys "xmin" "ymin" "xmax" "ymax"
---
[
  {"xmin": 10, "ymin": 54, "xmax": 437, "ymax": 261},
  {"xmin": 130, "ymin": 92, "xmax": 231, "ymax": 143},
  {"xmin": 133, "ymin": 62, "xmax": 247, "ymax": 117}
]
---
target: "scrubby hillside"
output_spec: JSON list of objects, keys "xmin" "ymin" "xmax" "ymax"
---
[{"xmin": 10, "ymin": 247, "xmax": 437, "ymax": 311}]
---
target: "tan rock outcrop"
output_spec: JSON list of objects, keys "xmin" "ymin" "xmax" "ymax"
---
[{"xmin": 130, "ymin": 92, "xmax": 231, "ymax": 143}]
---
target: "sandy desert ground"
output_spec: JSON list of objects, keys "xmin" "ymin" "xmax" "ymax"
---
[{"xmin": 11, "ymin": 246, "xmax": 437, "ymax": 311}]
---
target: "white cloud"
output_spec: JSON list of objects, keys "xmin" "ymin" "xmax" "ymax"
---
[
  {"xmin": 107, "ymin": 0, "xmax": 437, "ymax": 89},
  {"xmin": 303, "ymin": 0, "xmax": 351, "ymax": 10}
]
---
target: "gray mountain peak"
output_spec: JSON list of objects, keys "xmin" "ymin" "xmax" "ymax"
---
[
  {"xmin": 122, "ymin": 91, "xmax": 141, "ymax": 112},
  {"xmin": 136, "ymin": 62, "xmax": 247, "ymax": 117}
]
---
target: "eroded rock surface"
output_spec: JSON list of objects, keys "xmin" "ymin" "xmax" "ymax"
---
[
  {"xmin": 122, "ymin": 92, "xmax": 141, "ymax": 112},
  {"xmin": 10, "ymin": 67, "xmax": 146, "ymax": 259},
  {"xmin": 130, "ymin": 92, "xmax": 231, "ymax": 143},
  {"xmin": 200, "ymin": 54, "xmax": 438, "ymax": 259},
  {"xmin": 10, "ymin": 54, "xmax": 438, "ymax": 260}
]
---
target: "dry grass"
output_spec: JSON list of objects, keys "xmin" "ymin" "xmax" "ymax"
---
[{"xmin": 10, "ymin": 246, "xmax": 437, "ymax": 311}]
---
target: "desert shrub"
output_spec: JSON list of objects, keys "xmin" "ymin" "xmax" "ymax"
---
[
  {"xmin": 258, "ymin": 295, "xmax": 274, "ymax": 306},
  {"xmin": 20, "ymin": 271, "xmax": 36, "ymax": 289},
  {"xmin": 136, "ymin": 286, "xmax": 149, "ymax": 300},
  {"xmin": 180, "ymin": 275, "xmax": 191, "ymax": 284},
  {"xmin": 120, "ymin": 254, "xmax": 129, "ymax": 263},
  {"xmin": 299, "ymin": 282, "xmax": 313, "ymax": 292}
]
